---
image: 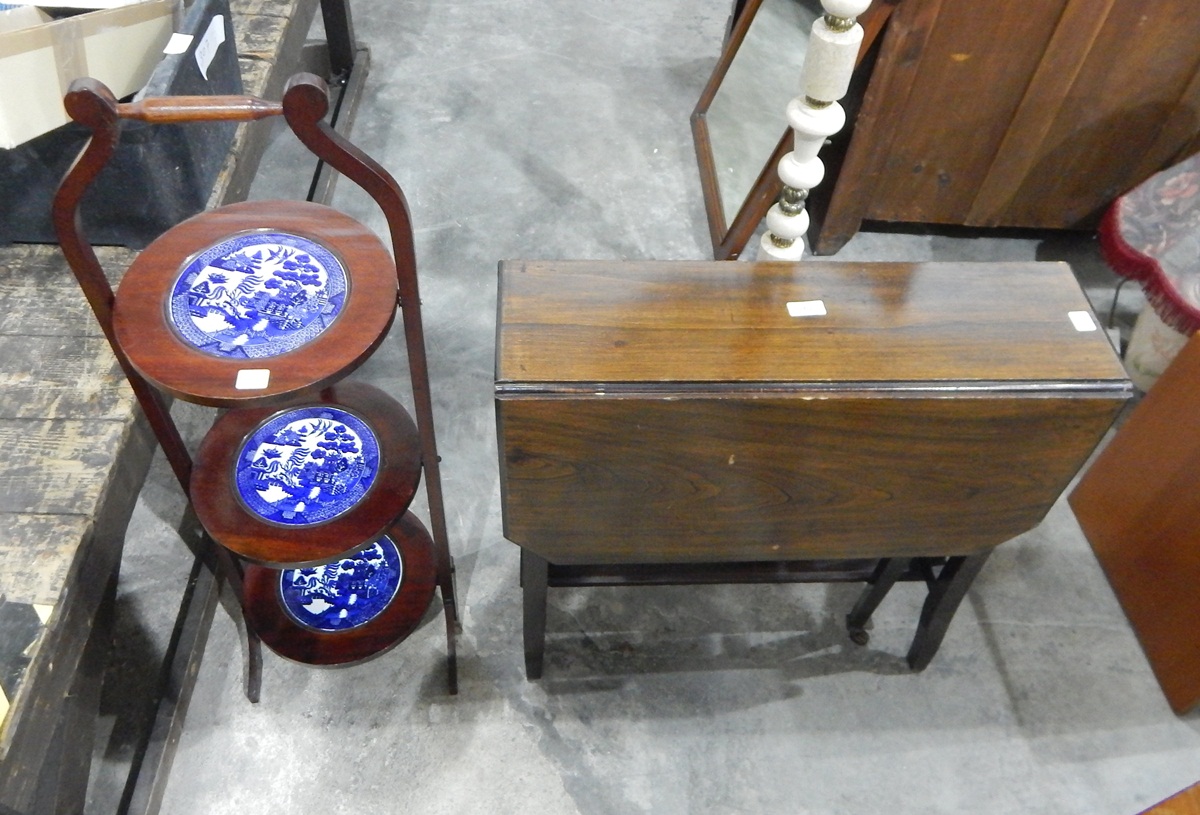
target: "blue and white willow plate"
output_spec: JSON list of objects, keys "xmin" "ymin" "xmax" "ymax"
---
[
  {"xmin": 168, "ymin": 231, "xmax": 347, "ymax": 358},
  {"xmin": 279, "ymin": 537, "xmax": 403, "ymax": 631},
  {"xmin": 235, "ymin": 406, "xmax": 379, "ymax": 526}
]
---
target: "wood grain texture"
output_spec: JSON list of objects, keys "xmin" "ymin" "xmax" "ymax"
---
[
  {"xmin": 1070, "ymin": 333, "xmax": 1200, "ymax": 715},
  {"xmin": 813, "ymin": 0, "xmax": 1200, "ymax": 252},
  {"xmin": 0, "ymin": 245, "xmax": 131, "ymax": 337},
  {"xmin": 0, "ymin": 419, "xmax": 144, "ymax": 516},
  {"xmin": 1142, "ymin": 782, "xmax": 1200, "ymax": 815},
  {"xmin": 0, "ymin": 514, "xmax": 92, "ymax": 607},
  {"xmin": 497, "ymin": 260, "xmax": 1129, "ymax": 386},
  {"xmin": 869, "ymin": 0, "xmax": 1063, "ymax": 226},
  {"xmin": 497, "ymin": 260, "xmax": 1129, "ymax": 565},
  {"xmin": 0, "ymin": 337, "xmax": 130, "ymax": 421},
  {"xmin": 500, "ymin": 394, "xmax": 1122, "ymax": 564}
]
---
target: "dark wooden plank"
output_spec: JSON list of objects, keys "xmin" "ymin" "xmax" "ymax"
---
[
  {"xmin": 207, "ymin": 0, "xmax": 321, "ymax": 209},
  {"xmin": 0, "ymin": 514, "xmax": 92, "ymax": 608},
  {"xmin": 966, "ymin": 0, "xmax": 1119, "ymax": 225},
  {"xmin": 0, "ymin": 245, "xmax": 133, "ymax": 337},
  {"xmin": 816, "ymin": 0, "xmax": 1200, "ymax": 247},
  {"xmin": 0, "ymin": 336, "xmax": 130, "ymax": 421},
  {"xmin": 1070, "ymin": 332, "xmax": 1200, "ymax": 715},
  {"xmin": 0, "ymin": 419, "xmax": 147, "ymax": 516}
]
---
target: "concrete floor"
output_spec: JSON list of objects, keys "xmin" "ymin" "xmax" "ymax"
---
[{"xmin": 88, "ymin": 0, "xmax": 1200, "ymax": 812}]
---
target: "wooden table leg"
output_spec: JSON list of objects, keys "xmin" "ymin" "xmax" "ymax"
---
[
  {"xmin": 907, "ymin": 551, "xmax": 992, "ymax": 671},
  {"xmin": 846, "ymin": 557, "xmax": 910, "ymax": 645},
  {"xmin": 443, "ymin": 590, "xmax": 458, "ymax": 696},
  {"xmin": 520, "ymin": 549, "xmax": 549, "ymax": 680}
]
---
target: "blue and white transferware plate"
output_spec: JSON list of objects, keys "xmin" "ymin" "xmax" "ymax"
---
[
  {"xmin": 235, "ymin": 406, "xmax": 379, "ymax": 526},
  {"xmin": 279, "ymin": 537, "xmax": 403, "ymax": 631},
  {"xmin": 167, "ymin": 231, "xmax": 347, "ymax": 358}
]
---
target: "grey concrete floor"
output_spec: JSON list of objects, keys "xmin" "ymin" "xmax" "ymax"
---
[{"xmin": 88, "ymin": 0, "xmax": 1200, "ymax": 812}]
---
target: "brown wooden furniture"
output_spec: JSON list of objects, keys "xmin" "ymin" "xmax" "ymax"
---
[
  {"xmin": 496, "ymin": 259, "xmax": 1130, "ymax": 679},
  {"xmin": 1070, "ymin": 332, "xmax": 1200, "ymax": 715},
  {"xmin": 52, "ymin": 74, "xmax": 459, "ymax": 693},
  {"xmin": 810, "ymin": 0, "xmax": 1200, "ymax": 255},
  {"xmin": 1142, "ymin": 782, "xmax": 1200, "ymax": 815}
]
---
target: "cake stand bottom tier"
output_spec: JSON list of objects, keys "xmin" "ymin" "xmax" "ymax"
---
[{"xmin": 242, "ymin": 511, "xmax": 437, "ymax": 666}]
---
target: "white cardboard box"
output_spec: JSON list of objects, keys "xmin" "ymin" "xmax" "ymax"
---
[{"xmin": 0, "ymin": 0, "xmax": 175, "ymax": 148}]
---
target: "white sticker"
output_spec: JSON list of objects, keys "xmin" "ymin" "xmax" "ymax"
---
[
  {"xmin": 1068, "ymin": 311, "xmax": 1098, "ymax": 332},
  {"xmin": 787, "ymin": 299, "xmax": 827, "ymax": 317},
  {"xmin": 163, "ymin": 33, "xmax": 193, "ymax": 55},
  {"xmin": 235, "ymin": 369, "xmax": 271, "ymax": 390},
  {"xmin": 194, "ymin": 15, "xmax": 226, "ymax": 80}
]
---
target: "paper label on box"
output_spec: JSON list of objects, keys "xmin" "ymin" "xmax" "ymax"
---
[
  {"xmin": 163, "ymin": 32, "xmax": 191, "ymax": 54},
  {"xmin": 1068, "ymin": 311, "xmax": 1097, "ymax": 332},
  {"xmin": 235, "ymin": 369, "xmax": 271, "ymax": 390},
  {"xmin": 787, "ymin": 299, "xmax": 827, "ymax": 317},
  {"xmin": 194, "ymin": 13, "xmax": 223, "ymax": 79}
]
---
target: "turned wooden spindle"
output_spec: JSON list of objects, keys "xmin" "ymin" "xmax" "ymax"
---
[{"xmin": 760, "ymin": 0, "xmax": 870, "ymax": 260}]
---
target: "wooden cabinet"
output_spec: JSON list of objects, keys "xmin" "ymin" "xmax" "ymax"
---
[
  {"xmin": 496, "ymin": 259, "xmax": 1131, "ymax": 676},
  {"xmin": 812, "ymin": 0, "xmax": 1200, "ymax": 254}
]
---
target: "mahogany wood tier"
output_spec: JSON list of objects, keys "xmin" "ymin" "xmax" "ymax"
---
[
  {"xmin": 113, "ymin": 199, "xmax": 398, "ymax": 407},
  {"xmin": 242, "ymin": 511, "xmax": 437, "ymax": 666},
  {"xmin": 497, "ymin": 260, "xmax": 1132, "ymax": 567},
  {"xmin": 191, "ymin": 381, "xmax": 422, "ymax": 567}
]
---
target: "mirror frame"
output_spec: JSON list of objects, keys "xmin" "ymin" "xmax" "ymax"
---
[{"xmin": 691, "ymin": 0, "xmax": 897, "ymax": 260}]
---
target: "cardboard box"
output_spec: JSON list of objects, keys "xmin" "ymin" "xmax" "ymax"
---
[
  {"xmin": 0, "ymin": 0, "xmax": 239, "ymax": 246},
  {"xmin": 0, "ymin": 0, "xmax": 175, "ymax": 148}
]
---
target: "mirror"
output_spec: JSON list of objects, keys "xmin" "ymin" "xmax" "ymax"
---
[
  {"xmin": 693, "ymin": 0, "xmax": 821, "ymax": 260},
  {"xmin": 692, "ymin": 0, "xmax": 894, "ymax": 259}
]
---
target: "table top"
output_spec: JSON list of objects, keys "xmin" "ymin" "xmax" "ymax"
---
[
  {"xmin": 497, "ymin": 260, "xmax": 1131, "ymax": 391},
  {"xmin": 496, "ymin": 259, "xmax": 1132, "ymax": 565}
]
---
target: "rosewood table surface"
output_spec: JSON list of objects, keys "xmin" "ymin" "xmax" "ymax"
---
[
  {"xmin": 0, "ymin": 0, "xmax": 323, "ymax": 809},
  {"xmin": 497, "ymin": 259, "xmax": 1132, "ymax": 678}
]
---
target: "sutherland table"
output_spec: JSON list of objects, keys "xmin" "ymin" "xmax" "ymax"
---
[{"xmin": 495, "ymin": 260, "xmax": 1132, "ymax": 679}]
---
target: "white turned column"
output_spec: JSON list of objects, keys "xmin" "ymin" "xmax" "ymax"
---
[{"xmin": 760, "ymin": 0, "xmax": 871, "ymax": 260}]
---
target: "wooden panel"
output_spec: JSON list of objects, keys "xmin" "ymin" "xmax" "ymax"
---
[
  {"xmin": 813, "ymin": 0, "xmax": 1200, "ymax": 251},
  {"xmin": 967, "ymin": 0, "xmax": 1119, "ymax": 225},
  {"xmin": 1070, "ymin": 333, "xmax": 1200, "ymax": 714},
  {"xmin": 994, "ymin": 0, "xmax": 1200, "ymax": 227},
  {"xmin": 1143, "ymin": 782, "xmax": 1200, "ymax": 815},
  {"xmin": 867, "ymin": 0, "xmax": 1066, "ymax": 226},
  {"xmin": 497, "ymin": 260, "xmax": 1128, "ymax": 387},
  {"xmin": 499, "ymin": 392, "xmax": 1123, "ymax": 565},
  {"xmin": 813, "ymin": 0, "xmax": 948, "ymax": 252}
]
